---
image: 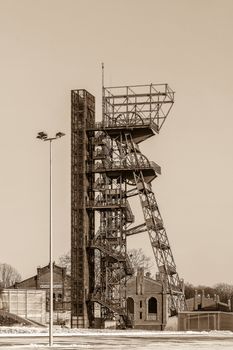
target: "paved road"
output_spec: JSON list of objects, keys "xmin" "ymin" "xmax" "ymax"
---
[{"xmin": 1, "ymin": 334, "xmax": 233, "ymax": 350}]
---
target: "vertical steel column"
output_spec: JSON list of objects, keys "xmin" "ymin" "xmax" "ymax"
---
[
  {"xmin": 71, "ymin": 90, "xmax": 95, "ymax": 328},
  {"xmin": 49, "ymin": 140, "xmax": 53, "ymax": 346}
]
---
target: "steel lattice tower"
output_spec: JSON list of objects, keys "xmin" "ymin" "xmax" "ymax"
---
[{"xmin": 71, "ymin": 84, "xmax": 185, "ymax": 328}]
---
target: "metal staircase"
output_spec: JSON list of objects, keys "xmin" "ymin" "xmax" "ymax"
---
[
  {"xmin": 71, "ymin": 84, "xmax": 185, "ymax": 329},
  {"xmin": 89, "ymin": 84, "xmax": 185, "ymax": 320}
]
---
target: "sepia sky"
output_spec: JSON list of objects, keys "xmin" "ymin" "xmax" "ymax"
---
[{"xmin": 0, "ymin": 0, "xmax": 233, "ymax": 286}]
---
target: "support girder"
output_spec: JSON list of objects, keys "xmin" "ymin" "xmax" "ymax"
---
[{"xmin": 71, "ymin": 83, "xmax": 184, "ymax": 329}]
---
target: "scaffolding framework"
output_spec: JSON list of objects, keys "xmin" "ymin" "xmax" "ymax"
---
[
  {"xmin": 71, "ymin": 90, "xmax": 95, "ymax": 327},
  {"xmin": 71, "ymin": 84, "xmax": 185, "ymax": 328}
]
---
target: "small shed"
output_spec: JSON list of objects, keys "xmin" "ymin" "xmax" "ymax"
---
[
  {"xmin": 178, "ymin": 311, "xmax": 233, "ymax": 331},
  {"xmin": 0, "ymin": 289, "xmax": 46, "ymax": 324}
]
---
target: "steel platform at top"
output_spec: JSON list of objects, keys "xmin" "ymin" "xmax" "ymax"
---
[{"xmin": 87, "ymin": 84, "xmax": 174, "ymax": 143}]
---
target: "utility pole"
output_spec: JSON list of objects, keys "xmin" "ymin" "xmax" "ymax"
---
[{"xmin": 37, "ymin": 131, "xmax": 65, "ymax": 347}]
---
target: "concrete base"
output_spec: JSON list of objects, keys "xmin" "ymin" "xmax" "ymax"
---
[
  {"xmin": 164, "ymin": 316, "xmax": 178, "ymax": 331},
  {"xmin": 104, "ymin": 320, "xmax": 116, "ymax": 329}
]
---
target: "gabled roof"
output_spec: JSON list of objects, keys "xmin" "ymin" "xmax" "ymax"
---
[
  {"xmin": 37, "ymin": 263, "xmax": 70, "ymax": 278},
  {"xmin": 9, "ymin": 263, "xmax": 70, "ymax": 288},
  {"xmin": 127, "ymin": 274, "xmax": 163, "ymax": 287}
]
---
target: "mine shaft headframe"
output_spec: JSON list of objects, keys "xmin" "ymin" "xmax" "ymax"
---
[{"xmin": 103, "ymin": 83, "xmax": 174, "ymax": 132}]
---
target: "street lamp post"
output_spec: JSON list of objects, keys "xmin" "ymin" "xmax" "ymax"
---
[{"xmin": 37, "ymin": 131, "xmax": 65, "ymax": 347}]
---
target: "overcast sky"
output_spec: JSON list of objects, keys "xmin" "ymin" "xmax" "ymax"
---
[{"xmin": 0, "ymin": 0, "xmax": 233, "ymax": 286}]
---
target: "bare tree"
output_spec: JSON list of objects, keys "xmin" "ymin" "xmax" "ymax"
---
[
  {"xmin": 184, "ymin": 282, "xmax": 233, "ymax": 305},
  {"xmin": 0, "ymin": 263, "xmax": 21, "ymax": 288},
  {"xmin": 184, "ymin": 282, "xmax": 195, "ymax": 299},
  {"xmin": 59, "ymin": 251, "xmax": 71, "ymax": 275},
  {"xmin": 214, "ymin": 283, "xmax": 233, "ymax": 304},
  {"xmin": 128, "ymin": 248, "xmax": 153, "ymax": 274},
  {"xmin": 59, "ymin": 248, "xmax": 153, "ymax": 277},
  {"xmin": 59, "ymin": 251, "xmax": 100, "ymax": 276},
  {"xmin": 195, "ymin": 284, "xmax": 216, "ymax": 298}
]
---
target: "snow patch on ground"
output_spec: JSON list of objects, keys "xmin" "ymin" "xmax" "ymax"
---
[
  {"xmin": 1, "ymin": 328, "xmax": 233, "ymax": 350},
  {"xmin": 0, "ymin": 326, "xmax": 233, "ymax": 338}
]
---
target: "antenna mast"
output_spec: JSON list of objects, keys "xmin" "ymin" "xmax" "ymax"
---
[{"xmin": 102, "ymin": 62, "xmax": 105, "ymax": 123}]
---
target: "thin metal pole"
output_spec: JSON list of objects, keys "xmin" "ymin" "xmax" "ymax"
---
[
  {"xmin": 102, "ymin": 62, "xmax": 104, "ymax": 90},
  {"xmin": 36, "ymin": 131, "xmax": 65, "ymax": 342},
  {"xmin": 102, "ymin": 62, "xmax": 105, "ymax": 124},
  {"xmin": 49, "ymin": 139, "xmax": 53, "ymax": 347}
]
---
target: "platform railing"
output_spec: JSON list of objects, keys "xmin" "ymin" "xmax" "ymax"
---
[
  {"xmin": 90, "ymin": 159, "xmax": 161, "ymax": 174},
  {"xmin": 88, "ymin": 117, "xmax": 159, "ymax": 132}
]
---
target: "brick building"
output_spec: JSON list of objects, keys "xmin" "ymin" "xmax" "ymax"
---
[
  {"xmin": 178, "ymin": 290, "xmax": 233, "ymax": 331},
  {"xmin": 126, "ymin": 268, "xmax": 168, "ymax": 330},
  {"xmin": 186, "ymin": 290, "xmax": 231, "ymax": 312},
  {"xmin": 10, "ymin": 263, "xmax": 71, "ymax": 324},
  {"xmin": 10, "ymin": 265, "xmax": 168, "ymax": 329}
]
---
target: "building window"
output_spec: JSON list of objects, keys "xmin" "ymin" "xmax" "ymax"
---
[
  {"xmin": 148, "ymin": 297, "xmax": 157, "ymax": 314},
  {"xmin": 140, "ymin": 312, "xmax": 142, "ymax": 319},
  {"xmin": 140, "ymin": 300, "xmax": 142, "ymax": 308},
  {"xmin": 127, "ymin": 297, "xmax": 134, "ymax": 315},
  {"xmin": 140, "ymin": 284, "xmax": 143, "ymax": 295}
]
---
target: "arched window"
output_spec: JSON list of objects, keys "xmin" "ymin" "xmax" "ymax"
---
[
  {"xmin": 148, "ymin": 297, "xmax": 157, "ymax": 314},
  {"xmin": 127, "ymin": 297, "xmax": 134, "ymax": 314}
]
